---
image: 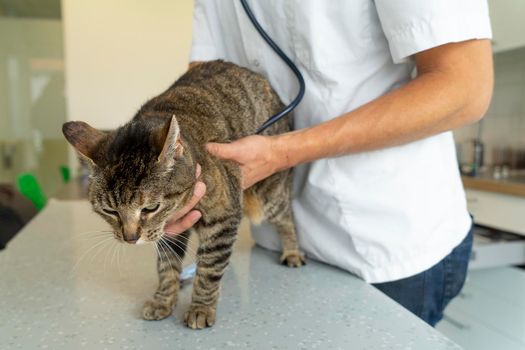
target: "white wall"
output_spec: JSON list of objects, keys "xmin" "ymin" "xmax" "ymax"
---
[
  {"xmin": 0, "ymin": 18, "xmax": 68, "ymax": 196},
  {"xmin": 62, "ymin": 0, "xmax": 194, "ymax": 130},
  {"xmin": 0, "ymin": 18, "xmax": 65, "ymax": 140}
]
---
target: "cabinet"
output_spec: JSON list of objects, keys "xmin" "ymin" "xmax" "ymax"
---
[
  {"xmin": 466, "ymin": 188, "xmax": 525, "ymax": 235},
  {"xmin": 489, "ymin": 0, "xmax": 525, "ymax": 52}
]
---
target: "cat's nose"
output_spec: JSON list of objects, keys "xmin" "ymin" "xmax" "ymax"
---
[
  {"xmin": 123, "ymin": 233, "xmax": 140, "ymax": 244},
  {"xmin": 122, "ymin": 220, "xmax": 140, "ymax": 244}
]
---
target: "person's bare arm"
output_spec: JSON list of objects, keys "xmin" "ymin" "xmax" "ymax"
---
[{"xmin": 207, "ymin": 39, "xmax": 494, "ymax": 188}]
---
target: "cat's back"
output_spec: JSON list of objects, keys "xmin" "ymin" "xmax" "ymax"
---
[
  {"xmin": 139, "ymin": 60, "xmax": 288, "ymax": 142},
  {"xmin": 173, "ymin": 60, "xmax": 248, "ymax": 89}
]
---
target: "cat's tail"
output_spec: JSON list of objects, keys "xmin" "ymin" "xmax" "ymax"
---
[{"xmin": 243, "ymin": 190, "xmax": 264, "ymax": 225}]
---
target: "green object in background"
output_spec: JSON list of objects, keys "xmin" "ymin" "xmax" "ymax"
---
[
  {"xmin": 16, "ymin": 173, "xmax": 47, "ymax": 211},
  {"xmin": 60, "ymin": 165, "xmax": 71, "ymax": 183}
]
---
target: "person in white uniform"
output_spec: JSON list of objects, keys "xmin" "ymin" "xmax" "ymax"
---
[{"xmin": 167, "ymin": 0, "xmax": 493, "ymax": 326}]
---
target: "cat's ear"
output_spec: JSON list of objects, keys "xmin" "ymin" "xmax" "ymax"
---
[
  {"xmin": 157, "ymin": 115, "xmax": 183, "ymax": 166},
  {"xmin": 62, "ymin": 121, "xmax": 105, "ymax": 166}
]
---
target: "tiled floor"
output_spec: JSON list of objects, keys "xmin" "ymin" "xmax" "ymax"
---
[{"xmin": 437, "ymin": 267, "xmax": 525, "ymax": 350}]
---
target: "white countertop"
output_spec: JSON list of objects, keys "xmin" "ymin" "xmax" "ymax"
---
[{"xmin": 0, "ymin": 199, "xmax": 462, "ymax": 349}]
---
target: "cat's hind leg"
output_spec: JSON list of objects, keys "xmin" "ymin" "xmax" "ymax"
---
[
  {"xmin": 142, "ymin": 231, "xmax": 190, "ymax": 320},
  {"xmin": 271, "ymin": 203, "xmax": 305, "ymax": 267},
  {"xmin": 255, "ymin": 171, "xmax": 305, "ymax": 267}
]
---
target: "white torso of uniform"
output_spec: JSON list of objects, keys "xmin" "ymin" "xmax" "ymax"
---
[{"xmin": 190, "ymin": 0, "xmax": 492, "ymax": 283}]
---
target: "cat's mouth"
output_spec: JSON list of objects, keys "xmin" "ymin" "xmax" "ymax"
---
[
  {"xmin": 115, "ymin": 230, "xmax": 164, "ymax": 245},
  {"xmin": 119, "ymin": 237, "xmax": 158, "ymax": 245}
]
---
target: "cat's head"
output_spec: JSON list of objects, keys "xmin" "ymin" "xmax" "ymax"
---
[{"xmin": 62, "ymin": 115, "xmax": 196, "ymax": 244}]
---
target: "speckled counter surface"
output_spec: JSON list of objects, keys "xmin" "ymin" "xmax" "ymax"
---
[{"xmin": 0, "ymin": 200, "xmax": 462, "ymax": 350}]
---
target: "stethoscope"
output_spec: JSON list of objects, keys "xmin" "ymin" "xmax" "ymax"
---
[{"xmin": 240, "ymin": 0, "xmax": 305, "ymax": 134}]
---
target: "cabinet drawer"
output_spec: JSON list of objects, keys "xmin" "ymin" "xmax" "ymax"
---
[
  {"xmin": 471, "ymin": 226, "xmax": 525, "ymax": 269},
  {"xmin": 466, "ymin": 189, "xmax": 525, "ymax": 236}
]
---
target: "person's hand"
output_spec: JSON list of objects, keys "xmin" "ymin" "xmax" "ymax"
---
[
  {"xmin": 164, "ymin": 164, "xmax": 206, "ymax": 236},
  {"xmin": 206, "ymin": 135, "xmax": 286, "ymax": 189}
]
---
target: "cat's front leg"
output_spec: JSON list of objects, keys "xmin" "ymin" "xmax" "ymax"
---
[
  {"xmin": 143, "ymin": 232, "xmax": 189, "ymax": 320},
  {"xmin": 184, "ymin": 219, "xmax": 239, "ymax": 329}
]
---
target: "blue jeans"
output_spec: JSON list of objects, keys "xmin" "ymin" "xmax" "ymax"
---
[{"xmin": 372, "ymin": 225, "xmax": 473, "ymax": 326}]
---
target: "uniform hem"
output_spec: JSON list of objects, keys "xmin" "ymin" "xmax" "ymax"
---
[{"xmin": 359, "ymin": 222, "xmax": 472, "ymax": 283}]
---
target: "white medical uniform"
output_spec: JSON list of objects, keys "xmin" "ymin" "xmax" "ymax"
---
[{"xmin": 190, "ymin": 0, "xmax": 492, "ymax": 283}]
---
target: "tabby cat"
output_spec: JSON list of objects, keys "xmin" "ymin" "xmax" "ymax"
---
[{"xmin": 62, "ymin": 60, "xmax": 305, "ymax": 329}]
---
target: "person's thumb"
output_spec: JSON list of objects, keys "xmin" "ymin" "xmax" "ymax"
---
[{"xmin": 206, "ymin": 142, "xmax": 235, "ymax": 160}]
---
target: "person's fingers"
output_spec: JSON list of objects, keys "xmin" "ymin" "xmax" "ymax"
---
[
  {"xmin": 180, "ymin": 210, "xmax": 202, "ymax": 230},
  {"xmin": 163, "ymin": 169, "xmax": 206, "ymax": 236},
  {"xmin": 206, "ymin": 142, "xmax": 237, "ymax": 160},
  {"xmin": 183, "ymin": 181, "xmax": 206, "ymax": 212},
  {"xmin": 165, "ymin": 181, "xmax": 206, "ymax": 223},
  {"xmin": 195, "ymin": 163, "xmax": 201, "ymax": 178},
  {"xmin": 241, "ymin": 175, "xmax": 250, "ymax": 190},
  {"xmin": 164, "ymin": 210, "xmax": 202, "ymax": 236}
]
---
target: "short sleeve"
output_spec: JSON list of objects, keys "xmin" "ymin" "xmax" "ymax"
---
[
  {"xmin": 375, "ymin": 0, "xmax": 493, "ymax": 64},
  {"xmin": 189, "ymin": 0, "xmax": 221, "ymax": 62}
]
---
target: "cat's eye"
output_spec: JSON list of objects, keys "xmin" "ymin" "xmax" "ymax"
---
[
  {"xmin": 142, "ymin": 203, "xmax": 160, "ymax": 214},
  {"xmin": 102, "ymin": 208, "xmax": 118, "ymax": 216}
]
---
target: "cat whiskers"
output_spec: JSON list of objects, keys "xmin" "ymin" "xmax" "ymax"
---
[
  {"xmin": 69, "ymin": 230, "xmax": 114, "ymax": 242},
  {"xmin": 92, "ymin": 238, "xmax": 121, "ymax": 279},
  {"xmin": 162, "ymin": 231, "xmax": 196, "ymax": 249},
  {"xmin": 162, "ymin": 233, "xmax": 198, "ymax": 262},
  {"xmin": 110, "ymin": 240, "xmax": 118, "ymax": 272},
  {"xmin": 106, "ymin": 239, "xmax": 127, "ymax": 277},
  {"xmin": 158, "ymin": 238, "xmax": 185, "ymax": 269},
  {"xmin": 156, "ymin": 234, "xmax": 197, "ymax": 277},
  {"xmin": 156, "ymin": 240, "xmax": 177, "ymax": 277},
  {"xmin": 153, "ymin": 241, "xmax": 163, "ymax": 269},
  {"xmin": 115, "ymin": 241, "xmax": 123, "ymax": 277},
  {"xmin": 75, "ymin": 229, "xmax": 114, "ymax": 236},
  {"xmin": 71, "ymin": 235, "xmax": 114, "ymax": 276},
  {"xmin": 163, "ymin": 234, "xmax": 200, "ymax": 268},
  {"xmin": 103, "ymin": 239, "xmax": 118, "ymax": 277}
]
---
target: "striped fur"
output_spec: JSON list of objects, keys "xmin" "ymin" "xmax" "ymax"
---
[{"xmin": 62, "ymin": 61, "xmax": 304, "ymax": 329}]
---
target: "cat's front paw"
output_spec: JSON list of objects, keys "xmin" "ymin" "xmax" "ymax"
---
[
  {"xmin": 142, "ymin": 299, "xmax": 173, "ymax": 321},
  {"xmin": 280, "ymin": 250, "xmax": 306, "ymax": 268},
  {"xmin": 184, "ymin": 305, "xmax": 216, "ymax": 329}
]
